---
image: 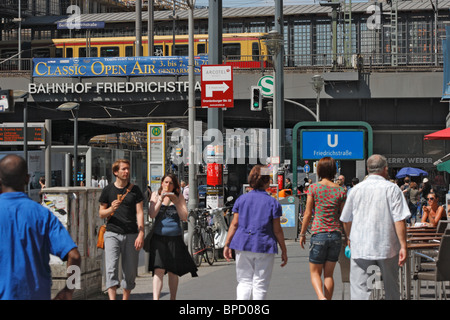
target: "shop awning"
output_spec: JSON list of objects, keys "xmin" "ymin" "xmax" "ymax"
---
[{"xmin": 424, "ymin": 127, "xmax": 450, "ymax": 140}]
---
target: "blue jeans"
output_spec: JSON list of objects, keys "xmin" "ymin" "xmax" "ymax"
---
[{"xmin": 309, "ymin": 231, "xmax": 342, "ymax": 264}]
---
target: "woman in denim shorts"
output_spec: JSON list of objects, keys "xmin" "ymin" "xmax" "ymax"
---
[{"xmin": 299, "ymin": 157, "xmax": 347, "ymax": 300}]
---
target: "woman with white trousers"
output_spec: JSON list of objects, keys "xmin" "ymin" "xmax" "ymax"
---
[{"xmin": 224, "ymin": 165, "xmax": 288, "ymax": 300}]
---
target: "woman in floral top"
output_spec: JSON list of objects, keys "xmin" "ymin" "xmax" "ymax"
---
[{"xmin": 299, "ymin": 157, "xmax": 346, "ymax": 300}]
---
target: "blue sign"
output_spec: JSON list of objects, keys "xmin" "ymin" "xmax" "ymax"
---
[
  {"xmin": 32, "ymin": 56, "xmax": 209, "ymax": 77},
  {"xmin": 57, "ymin": 21, "xmax": 105, "ymax": 29},
  {"xmin": 301, "ymin": 130, "xmax": 364, "ymax": 160},
  {"xmin": 304, "ymin": 164, "xmax": 310, "ymax": 173}
]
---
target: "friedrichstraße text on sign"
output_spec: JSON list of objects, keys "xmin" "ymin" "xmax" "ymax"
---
[{"xmin": 28, "ymin": 81, "xmax": 202, "ymax": 94}]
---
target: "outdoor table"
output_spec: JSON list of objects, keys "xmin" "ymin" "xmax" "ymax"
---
[
  {"xmin": 407, "ymin": 233, "xmax": 443, "ymax": 237},
  {"xmin": 407, "ymin": 236, "xmax": 442, "ymax": 242},
  {"xmin": 407, "ymin": 228, "xmax": 437, "ymax": 232},
  {"xmin": 402, "ymin": 242, "xmax": 440, "ymax": 300}
]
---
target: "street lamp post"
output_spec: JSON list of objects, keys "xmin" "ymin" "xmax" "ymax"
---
[
  {"xmin": 262, "ymin": 29, "xmax": 284, "ymax": 176},
  {"xmin": 57, "ymin": 102, "xmax": 80, "ymax": 186},
  {"xmin": 312, "ymin": 75, "xmax": 324, "ymax": 122}
]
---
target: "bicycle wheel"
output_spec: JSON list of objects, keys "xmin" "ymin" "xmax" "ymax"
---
[
  {"xmin": 298, "ymin": 214, "xmax": 312, "ymax": 236},
  {"xmin": 202, "ymin": 229, "xmax": 216, "ymax": 266},
  {"xmin": 190, "ymin": 229, "xmax": 203, "ymax": 267}
]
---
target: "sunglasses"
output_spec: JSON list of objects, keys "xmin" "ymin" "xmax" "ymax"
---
[{"xmin": 427, "ymin": 197, "xmax": 435, "ymax": 201}]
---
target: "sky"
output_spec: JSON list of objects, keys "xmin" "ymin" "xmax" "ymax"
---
[{"xmin": 193, "ymin": 0, "xmax": 320, "ymax": 8}]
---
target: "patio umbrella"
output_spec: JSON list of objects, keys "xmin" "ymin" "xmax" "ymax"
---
[
  {"xmin": 395, "ymin": 167, "xmax": 428, "ymax": 179},
  {"xmin": 437, "ymin": 160, "xmax": 450, "ymax": 173},
  {"xmin": 424, "ymin": 127, "xmax": 450, "ymax": 140}
]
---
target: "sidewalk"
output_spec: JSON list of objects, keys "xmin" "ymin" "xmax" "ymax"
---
[{"xmin": 90, "ymin": 240, "xmax": 347, "ymax": 300}]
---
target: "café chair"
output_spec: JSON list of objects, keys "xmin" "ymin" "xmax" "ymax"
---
[
  {"xmin": 437, "ymin": 220, "xmax": 450, "ymax": 234},
  {"xmin": 413, "ymin": 232, "xmax": 450, "ymax": 300}
]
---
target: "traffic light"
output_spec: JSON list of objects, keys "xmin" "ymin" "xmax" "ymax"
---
[{"xmin": 250, "ymin": 86, "xmax": 262, "ymax": 111}]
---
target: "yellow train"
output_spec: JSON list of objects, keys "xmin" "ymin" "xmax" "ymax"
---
[{"xmin": 1, "ymin": 33, "xmax": 270, "ymax": 69}]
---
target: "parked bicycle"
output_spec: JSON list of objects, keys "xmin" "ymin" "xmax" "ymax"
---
[
  {"xmin": 297, "ymin": 193, "xmax": 313, "ymax": 238},
  {"xmin": 188, "ymin": 197, "xmax": 235, "ymax": 266},
  {"xmin": 189, "ymin": 208, "xmax": 216, "ymax": 267}
]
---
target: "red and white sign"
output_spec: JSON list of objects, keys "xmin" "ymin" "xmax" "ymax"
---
[
  {"xmin": 207, "ymin": 163, "xmax": 223, "ymax": 186},
  {"xmin": 201, "ymin": 64, "xmax": 234, "ymax": 108}
]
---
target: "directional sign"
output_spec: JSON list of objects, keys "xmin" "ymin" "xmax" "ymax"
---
[
  {"xmin": 201, "ymin": 64, "xmax": 234, "ymax": 108},
  {"xmin": 301, "ymin": 130, "xmax": 365, "ymax": 160},
  {"xmin": 205, "ymin": 82, "xmax": 230, "ymax": 97},
  {"xmin": 304, "ymin": 164, "xmax": 310, "ymax": 173}
]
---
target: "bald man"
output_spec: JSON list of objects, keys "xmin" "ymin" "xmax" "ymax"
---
[{"xmin": 0, "ymin": 155, "xmax": 81, "ymax": 300}]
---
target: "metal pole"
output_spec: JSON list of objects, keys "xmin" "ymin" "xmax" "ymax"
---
[
  {"xmin": 275, "ymin": 0, "xmax": 285, "ymax": 163},
  {"xmin": 435, "ymin": 0, "xmax": 439, "ymax": 66},
  {"xmin": 208, "ymin": 0, "xmax": 223, "ymax": 132},
  {"xmin": 73, "ymin": 108, "xmax": 79, "ymax": 186},
  {"xmin": 187, "ymin": 0, "xmax": 198, "ymax": 254},
  {"xmin": 136, "ymin": 0, "xmax": 142, "ymax": 56},
  {"xmin": 148, "ymin": 0, "xmax": 154, "ymax": 56},
  {"xmin": 172, "ymin": 2, "xmax": 176, "ymax": 55},
  {"xmin": 316, "ymin": 92, "xmax": 320, "ymax": 122},
  {"xmin": 18, "ymin": 0, "xmax": 21, "ymax": 71},
  {"xmin": 45, "ymin": 119, "xmax": 51, "ymax": 188},
  {"xmin": 23, "ymin": 96, "xmax": 28, "ymax": 163},
  {"xmin": 188, "ymin": 0, "xmax": 197, "ymax": 211},
  {"xmin": 207, "ymin": 0, "xmax": 223, "ymax": 210}
]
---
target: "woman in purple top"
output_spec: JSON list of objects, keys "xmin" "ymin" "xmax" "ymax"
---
[{"xmin": 224, "ymin": 165, "xmax": 288, "ymax": 300}]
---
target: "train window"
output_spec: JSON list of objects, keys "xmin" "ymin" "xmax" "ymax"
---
[
  {"xmin": 173, "ymin": 45, "xmax": 188, "ymax": 56},
  {"xmin": 154, "ymin": 45, "xmax": 167, "ymax": 56},
  {"xmin": 125, "ymin": 46, "xmax": 133, "ymax": 57},
  {"xmin": 79, "ymin": 47, "xmax": 98, "ymax": 57},
  {"xmin": 100, "ymin": 47, "xmax": 120, "ymax": 57},
  {"xmin": 55, "ymin": 48, "xmax": 63, "ymax": 58},
  {"xmin": 223, "ymin": 43, "xmax": 241, "ymax": 60},
  {"xmin": 125, "ymin": 46, "xmax": 143, "ymax": 56},
  {"xmin": 66, "ymin": 48, "xmax": 73, "ymax": 58},
  {"xmin": 32, "ymin": 49, "xmax": 51, "ymax": 58},
  {"xmin": 197, "ymin": 43, "xmax": 206, "ymax": 55},
  {"xmin": 252, "ymin": 42, "xmax": 260, "ymax": 61}
]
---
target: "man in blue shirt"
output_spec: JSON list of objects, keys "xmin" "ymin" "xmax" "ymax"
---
[{"xmin": 0, "ymin": 155, "xmax": 81, "ymax": 300}]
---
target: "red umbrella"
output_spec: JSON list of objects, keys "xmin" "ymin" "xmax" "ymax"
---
[{"xmin": 424, "ymin": 127, "xmax": 450, "ymax": 140}]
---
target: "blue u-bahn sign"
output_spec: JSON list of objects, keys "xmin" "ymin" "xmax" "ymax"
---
[{"xmin": 301, "ymin": 130, "xmax": 365, "ymax": 160}]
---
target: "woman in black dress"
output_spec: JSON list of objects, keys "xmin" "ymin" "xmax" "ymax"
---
[{"xmin": 148, "ymin": 173, "xmax": 197, "ymax": 300}]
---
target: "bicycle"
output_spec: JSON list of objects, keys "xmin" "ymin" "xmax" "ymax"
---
[
  {"xmin": 297, "ymin": 193, "xmax": 312, "ymax": 238},
  {"xmin": 189, "ymin": 208, "xmax": 216, "ymax": 267}
]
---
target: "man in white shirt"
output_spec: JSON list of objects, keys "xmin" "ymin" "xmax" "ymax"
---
[{"xmin": 340, "ymin": 154, "xmax": 410, "ymax": 300}]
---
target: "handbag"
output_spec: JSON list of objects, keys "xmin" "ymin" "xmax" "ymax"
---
[
  {"xmin": 143, "ymin": 202, "xmax": 168, "ymax": 252},
  {"xmin": 97, "ymin": 183, "xmax": 134, "ymax": 249}
]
